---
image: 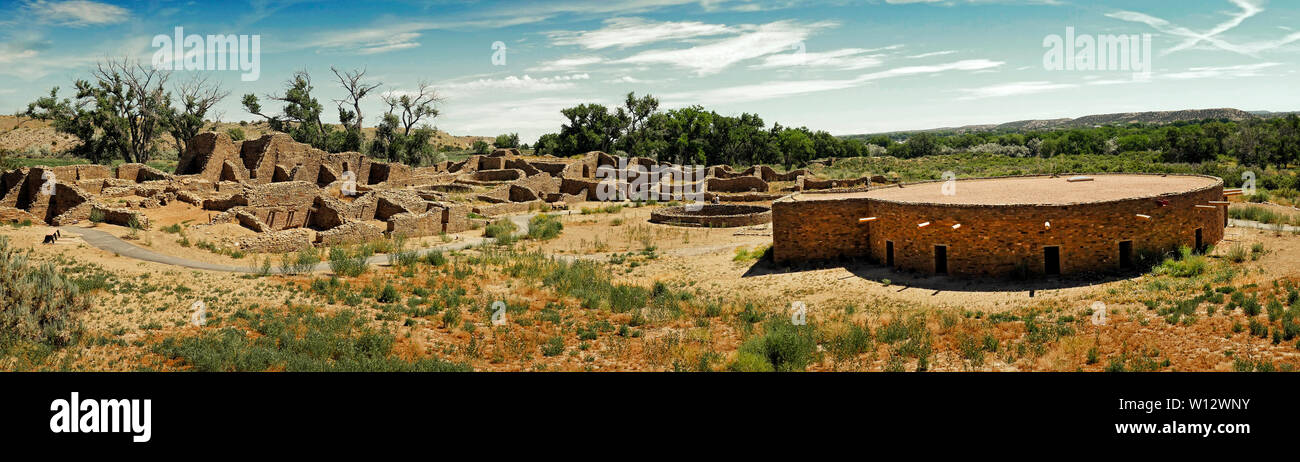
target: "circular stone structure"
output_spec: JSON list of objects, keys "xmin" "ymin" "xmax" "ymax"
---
[
  {"xmin": 772, "ymin": 174, "xmax": 1226, "ymax": 277},
  {"xmin": 650, "ymin": 204, "xmax": 772, "ymax": 227}
]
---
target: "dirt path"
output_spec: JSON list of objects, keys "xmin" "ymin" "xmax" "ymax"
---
[{"xmin": 58, "ymin": 212, "xmax": 577, "ymax": 274}]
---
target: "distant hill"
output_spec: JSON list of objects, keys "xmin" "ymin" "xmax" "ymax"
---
[{"xmin": 853, "ymin": 108, "xmax": 1268, "ymax": 137}]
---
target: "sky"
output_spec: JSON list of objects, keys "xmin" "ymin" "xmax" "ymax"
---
[{"xmin": 1, "ymin": 0, "xmax": 1298, "ymax": 142}]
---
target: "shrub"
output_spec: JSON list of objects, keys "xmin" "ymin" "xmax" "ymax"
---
[
  {"xmin": 89, "ymin": 208, "xmax": 105, "ymax": 224},
  {"xmin": 526, "ymin": 214, "xmax": 563, "ymax": 240},
  {"xmin": 152, "ymin": 306, "xmax": 468, "ymax": 371},
  {"xmin": 423, "ymin": 249, "xmax": 447, "ymax": 266},
  {"xmin": 541, "ymin": 336, "xmax": 564, "ymax": 356},
  {"xmin": 328, "ymin": 246, "xmax": 369, "ymax": 277},
  {"xmin": 293, "ymin": 246, "xmax": 321, "ymax": 274},
  {"xmin": 160, "ymin": 223, "xmax": 183, "ymax": 234},
  {"xmin": 0, "ymin": 237, "xmax": 91, "ymax": 347},
  {"xmin": 731, "ymin": 320, "xmax": 818, "ymax": 372}
]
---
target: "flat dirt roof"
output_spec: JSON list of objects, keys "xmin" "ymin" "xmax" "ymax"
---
[{"xmin": 793, "ymin": 174, "xmax": 1220, "ymax": 206}]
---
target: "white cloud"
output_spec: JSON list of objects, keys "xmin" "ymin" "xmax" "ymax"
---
[
  {"xmin": 956, "ymin": 81, "xmax": 1077, "ymax": 100},
  {"xmin": 530, "ymin": 56, "xmax": 606, "ymax": 72},
  {"xmin": 549, "ymin": 17, "xmax": 737, "ymax": 49},
  {"xmin": 1108, "ymin": 0, "xmax": 1300, "ymax": 56},
  {"xmin": 907, "ymin": 50, "xmax": 957, "ymax": 59},
  {"xmin": 616, "ymin": 20, "xmax": 837, "ymax": 75},
  {"xmin": 663, "ymin": 58, "xmax": 1004, "ymax": 104},
  {"xmin": 1162, "ymin": 62, "xmax": 1281, "ymax": 80},
  {"xmin": 752, "ymin": 48, "xmax": 885, "ymax": 70},
  {"xmin": 441, "ymin": 74, "xmax": 591, "ymax": 96},
  {"xmin": 25, "ymin": 0, "xmax": 129, "ymax": 26}
]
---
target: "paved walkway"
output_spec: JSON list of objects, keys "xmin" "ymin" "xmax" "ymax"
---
[
  {"xmin": 57, "ymin": 213, "xmax": 537, "ymax": 275},
  {"xmin": 58, "ymin": 212, "xmax": 765, "ymax": 275}
]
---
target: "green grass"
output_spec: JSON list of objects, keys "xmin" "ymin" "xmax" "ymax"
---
[
  {"xmin": 153, "ymin": 305, "xmax": 469, "ymax": 372},
  {"xmin": 526, "ymin": 214, "xmax": 564, "ymax": 240},
  {"xmin": 0, "ymin": 236, "xmax": 92, "ymax": 348}
]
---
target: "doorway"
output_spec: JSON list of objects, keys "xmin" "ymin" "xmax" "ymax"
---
[
  {"xmin": 1195, "ymin": 228, "xmax": 1203, "ymax": 252},
  {"xmin": 1119, "ymin": 240, "xmax": 1133, "ymax": 269},
  {"xmin": 1044, "ymin": 246, "xmax": 1060, "ymax": 275},
  {"xmin": 885, "ymin": 241, "xmax": 894, "ymax": 267},
  {"xmin": 934, "ymin": 245, "xmax": 948, "ymax": 274}
]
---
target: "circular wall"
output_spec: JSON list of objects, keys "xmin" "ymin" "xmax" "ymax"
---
[
  {"xmin": 772, "ymin": 174, "xmax": 1226, "ymax": 277},
  {"xmin": 650, "ymin": 204, "xmax": 772, "ymax": 227}
]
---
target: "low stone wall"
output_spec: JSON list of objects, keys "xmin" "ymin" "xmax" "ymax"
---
[
  {"xmin": 650, "ymin": 204, "xmax": 771, "ymax": 227},
  {"xmin": 316, "ymin": 222, "xmax": 383, "ymax": 246},
  {"xmin": 237, "ymin": 228, "xmax": 315, "ymax": 253},
  {"xmin": 471, "ymin": 169, "xmax": 525, "ymax": 182},
  {"xmin": 386, "ymin": 211, "xmax": 442, "ymax": 237},
  {"xmin": 801, "ymin": 176, "xmax": 871, "ymax": 190},
  {"xmin": 91, "ymin": 205, "xmax": 152, "ymax": 230},
  {"xmin": 706, "ymin": 176, "xmax": 769, "ymax": 193},
  {"xmin": 473, "ymin": 200, "xmax": 542, "ymax": 217}
]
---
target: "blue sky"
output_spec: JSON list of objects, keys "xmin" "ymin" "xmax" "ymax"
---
[{"xmin": 2, "ymin": 0, "xmax": 1298, "ymax": 141}]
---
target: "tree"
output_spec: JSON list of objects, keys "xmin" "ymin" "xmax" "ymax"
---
[
  {"xmin": 243, "ymin": 70, "xmax": 335, "ymax": 151},
  {"xmin": 380, "ymin": 81, "xmax": 442, "ymax": 137},
  {"xmin": 25, "ymin": 57, "xmax": 171, "ymax": 164},
  {"xmin": 494, "ymin": 133, "xmax": 520, "ymax": 149},
  {"xmin": 330, "ymin": 66, "xmax": 381, "ymax": 152},
  {"xmin": 472, "ymin": 140, "xmax": 490, "ymax": 155},
  {"xmin": 777, "ymin": 128, "xmax": 814, "ymax": 169},
  {"xmin": 165, "ymin": 75, "xmax": 228, "ymax": 155}
]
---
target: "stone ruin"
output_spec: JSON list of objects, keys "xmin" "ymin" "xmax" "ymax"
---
[{"xmin": 0, "ymin": 131, "xmax": 870, "ymax": 253}]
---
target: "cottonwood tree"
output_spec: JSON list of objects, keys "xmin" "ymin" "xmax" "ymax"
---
[
  {"xmin": 370, "ymin": 82, "xmax": 443, "ymax": 165},
  {"xmin": 330, "ymin": 66, "xmax": 381, "ymax": 152},
  {"xmin": 242, "ymin": 70, "xmax": 336, "ymax": 151},
  {"xmin": 166, "ymin": 74, "xmax": 229, "ymax": 155},
  {"xmin": 24, "ymin": 57, "xmax": 171, "ymax": 164}
]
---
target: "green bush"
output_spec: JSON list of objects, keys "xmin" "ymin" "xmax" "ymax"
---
[
  {"xmin": 729, "ymin": 320, "xmax": 818, "ymax": 372},
  {"xmin": 0, "ymin": 237, "xmax": 92, "ymax": 347},
  {"xmin": 152, "ymin": 306, "xmax": 468, "ymax": 372},
  {"xmin": 527, "ymin": 214, "xmax": 564, "ymax": 240},
  {"xmin": 328, "ymin": 246, "xmax": 369, "ymax": 277}
]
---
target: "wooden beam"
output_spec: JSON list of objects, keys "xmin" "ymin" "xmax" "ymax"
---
[
  {"xmin": 1195, "ymin": 205, "xmax": 1217, "ymax": 209},
  {"xmin": 1208, "ymin": 201, "xmax": 1230, "ymax": 205},
  {"xmin": 918, "ymin": 221, "xmax": 930, "ymax": 228},
  {"xmin": 1136, "ymin": 214, "xmax": 1151, "ymax": 220},
  {"xmin": 951, "ymin": 223, "xmax": 961, "ymax": 229},
  {"xmin": 858, "ymin": 217, "xmax": 878, "ymax": 222}
]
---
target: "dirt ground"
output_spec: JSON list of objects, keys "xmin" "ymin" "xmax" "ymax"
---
[{"xmin": 5, "ymin": 197, "xmax": 1300, "ymax": 372}]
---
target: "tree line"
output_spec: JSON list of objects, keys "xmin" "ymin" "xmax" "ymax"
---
[
  {"xmin": 846, "ymin": 116, "xmax": 1300, "ymax": 168},
  {"xmin": 532, "ymin": 92, "xmax": 871, "ymax": 168}
]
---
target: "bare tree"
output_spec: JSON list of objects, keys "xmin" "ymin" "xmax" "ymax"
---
[
  {"xmin": 90, "ymin": 57, "xmax": 172, "ymax": 163},
  {"xmin": 167, "ymin": 74, "xmax": 229, "ymax": 154},
  {"xmin": 381, "ymin": 81, "xmax": 442, "ymax": 136},
  {"xmin": 330, "ymin": 66, "xmax": 381, "ymax": 133}
]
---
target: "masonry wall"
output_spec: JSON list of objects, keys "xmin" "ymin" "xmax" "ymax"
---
[
  {"xmin": 772, "ymin": 194, "xmax": 874, "ymax": 262},
  {"xmin": 772, "ymin": 179, "xmax": 1226, "ymax": 276}
]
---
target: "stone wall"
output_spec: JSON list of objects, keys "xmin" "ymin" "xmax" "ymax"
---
[
  {"xmin": 772, "ymin": 176, "xmax": 1227, "ymax": 276},
  {"xmin": 316, "ymin": 222, "xmax": 383, "ymax": 246},
  {"xmin": 706, "ymin": 176, "xmax": 769, "ymax": 193},
  {"xmin": 772, "ymin": 194, "xmax": 873, "ymax": 262},
  {"xmin": 386, "ymin": 211, "xmax": 442, "ymax": 237}
]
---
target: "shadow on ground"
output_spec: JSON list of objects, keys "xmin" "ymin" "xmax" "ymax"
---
[{"xmin": 741, "ymin": 257, "xmax": 1146, "ymax": 295}]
